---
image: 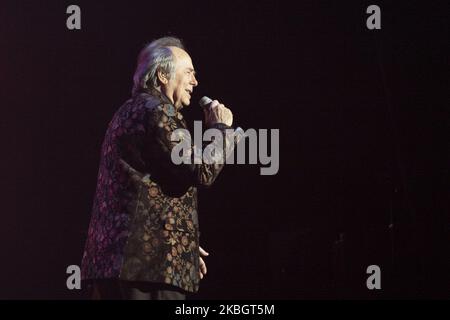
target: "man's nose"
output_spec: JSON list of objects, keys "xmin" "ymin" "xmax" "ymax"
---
[{"xmin": 191, "ymin": 75, "xmax": 198, "ymax": 87}]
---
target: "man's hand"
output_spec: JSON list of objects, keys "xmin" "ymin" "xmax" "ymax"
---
[
  {"xmin": 204, "ymin": 100, "xmax": 233, "ymax": 127},
  {"xmin": 199, "ymin": 246, "xmax": 209, "ymax": 279}
]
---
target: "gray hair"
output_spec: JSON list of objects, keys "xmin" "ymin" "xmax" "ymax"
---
[{"xmin": 132, "ymin": 36, "xmax": 185, "ymax": 95}]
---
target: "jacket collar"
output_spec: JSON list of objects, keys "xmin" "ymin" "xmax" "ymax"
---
[{"xmin": 147, "ymin": 88, "xmax": 184, "ymax": 120}]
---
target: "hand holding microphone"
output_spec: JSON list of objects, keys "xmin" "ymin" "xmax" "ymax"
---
[
  {"xmin": 199, "ymin": 96, "xmax": 245, "ymax": 155},
  {"xmin": 199, "ymin": 96, "xmax": 233, "ymax": 127}
]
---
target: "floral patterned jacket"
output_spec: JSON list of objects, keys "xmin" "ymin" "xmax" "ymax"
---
[{"xmin": 81, "ymin": 89, "xmax": 231, "ymax": 293}]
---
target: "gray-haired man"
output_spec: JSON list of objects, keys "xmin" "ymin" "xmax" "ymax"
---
[{"xmin": 81, "ymin": 36, "xmax": 234, "ymax": 300}]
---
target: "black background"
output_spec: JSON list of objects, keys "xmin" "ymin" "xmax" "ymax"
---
[{"xmin": 0, "ymin": 0, "xmax": 448, "ymax": 299}]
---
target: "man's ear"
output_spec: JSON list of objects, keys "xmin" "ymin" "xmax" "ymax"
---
[{"xmin": 157, "ymin": 69, "xmax": 169, "ymax": 85}]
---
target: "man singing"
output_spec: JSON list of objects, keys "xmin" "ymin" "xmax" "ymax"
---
[{"xmin": 81, "ymin": 36, "xmax": 234, "ymax": 300}]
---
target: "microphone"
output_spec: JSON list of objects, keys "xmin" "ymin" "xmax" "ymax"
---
[{"xmin": 199, "ymin": 96, "xmax": 213, "ymax": 110}]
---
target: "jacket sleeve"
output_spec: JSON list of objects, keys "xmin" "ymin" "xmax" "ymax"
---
[{"xmin": 141, "ymin": 104, "xmax": 235, "ymax": 194}]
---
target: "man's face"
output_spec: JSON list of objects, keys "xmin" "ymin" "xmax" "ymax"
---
[{"xmin": 162, "ymin": 47, "xmax": 198, "ymax": 108}]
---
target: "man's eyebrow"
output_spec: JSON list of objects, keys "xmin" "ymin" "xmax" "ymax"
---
[{"xmin": 186, "ymin": 67, "xmax": 196, "ymax": 75}]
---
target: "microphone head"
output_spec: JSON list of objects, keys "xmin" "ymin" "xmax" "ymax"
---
[{"xmin": 199, "ymin": 96, "xmax": 212, "ymax": 109}]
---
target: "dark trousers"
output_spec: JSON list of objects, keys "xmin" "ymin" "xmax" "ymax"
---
[{"xmin": 90, "ymin": 279, "xmax": 186, "ymax": 300}]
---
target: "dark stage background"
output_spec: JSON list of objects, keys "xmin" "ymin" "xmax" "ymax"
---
[{"xmin": 1, "ymin": 1, "xmax": 448, "ymax": 299}]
